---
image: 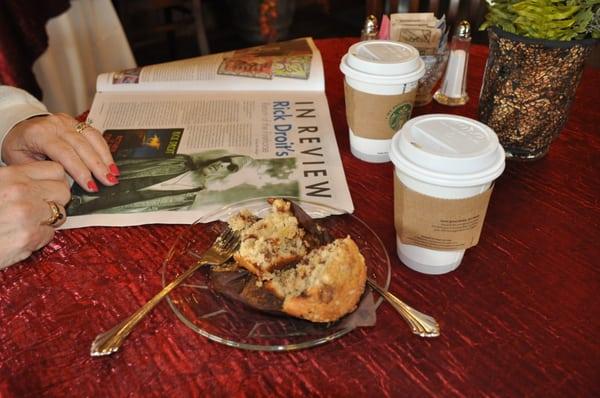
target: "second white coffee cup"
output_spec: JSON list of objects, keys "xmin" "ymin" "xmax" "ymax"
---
[
  {"xmin": 340, "ymin": 40, "xmax": 425, "ymax": 163},
  {"xmin": 389, "ymin": 114, "xmax": 506, "ymax": 274}
]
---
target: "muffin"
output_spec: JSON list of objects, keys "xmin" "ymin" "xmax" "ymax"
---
[
  {"xmin": 265, "ymin": 236, "xmax": 367, "ymax": 322},
  {"xmin": 225, "ymin": 198, "xmax": 367, "ymax": 323}
]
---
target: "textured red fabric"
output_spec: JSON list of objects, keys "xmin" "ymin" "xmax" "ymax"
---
[
  {"xmin": 0, "ymin": 0, "xmax": 70, "ymax": 98},
  {"xmin": 0, "ymin": 38, "xmax": 599, "ymax": 397}
]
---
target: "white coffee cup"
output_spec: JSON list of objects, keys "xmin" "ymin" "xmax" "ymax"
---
[
  {"xmin": 389, "ymin": 114, "xmax": 506, "ymax": 274},
  {"xmin": 340, "ymin": 41, "xmax": 425, "ymax": 163}
]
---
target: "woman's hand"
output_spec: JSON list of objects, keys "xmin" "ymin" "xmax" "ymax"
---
[
  {"xmin": 1, "ymin": 113, "xmax": 119, "ymax": 192},
  {"xmin": 0, "ymin": 161, "xmax": 71, "ymax": 269}
]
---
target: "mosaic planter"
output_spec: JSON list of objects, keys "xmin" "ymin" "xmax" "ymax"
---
[{"xmin": 478, "ymin": 27, "xmax": 595, "ymax": 160}]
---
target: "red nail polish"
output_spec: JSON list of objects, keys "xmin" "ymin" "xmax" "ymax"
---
[
  {"xmin": 106, "ymin": 173, "xmax": 119, "ymax": 184},
  {"xmin": 109, "ymin": 163, "xmax": 120, "ymax": 176},
  {"xmin": 87, "ymin": 180, "xmax": 99, "ymax": 192}
]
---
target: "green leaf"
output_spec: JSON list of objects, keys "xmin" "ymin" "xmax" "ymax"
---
[{"xmin": 482, "ymin": 0, "xmax": 598, "ymax": 40}]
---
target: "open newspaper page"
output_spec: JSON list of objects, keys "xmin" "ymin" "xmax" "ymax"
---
[
  {"xmin": 96, "ymin": 38, "xmax": 324, "ymax": 93},
  {"xmin": 62, "ymin": 90, "xmax": 353, "ymax": 228}
]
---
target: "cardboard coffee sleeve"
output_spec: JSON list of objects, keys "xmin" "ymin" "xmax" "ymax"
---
[
  {"xmin": 394, "ymin": 176, "xmax": 493, "ymax": 251},
  {"xmin": 344, "ymin": 81, "xmax": 416, "ymax": 140}
]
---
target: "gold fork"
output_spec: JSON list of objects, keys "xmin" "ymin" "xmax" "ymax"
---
[
  {"xmin": 367, "ymin": 278, "xmax": 440, "ymax": 338},
  {"xmin": 90, "ymin": 227, "xmax": 240, "ymax": 357}
]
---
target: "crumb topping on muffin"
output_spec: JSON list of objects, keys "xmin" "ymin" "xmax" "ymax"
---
[{"xmin": 233, "ymin": 199, "xmax": 309, "ymax": 277}]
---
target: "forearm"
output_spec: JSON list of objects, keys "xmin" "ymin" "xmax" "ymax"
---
[{"xmin": 0, "ymin": 85, "xmax": 49, "ymax": 164}]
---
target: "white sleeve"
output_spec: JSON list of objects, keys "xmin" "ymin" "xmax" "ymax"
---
[{"xmin": 0, "ymin": 85, "xmax": 50, "ymax": 164}]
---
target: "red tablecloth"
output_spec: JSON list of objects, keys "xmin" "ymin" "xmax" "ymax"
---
[{"xmin": 1, "ymin": 38, "xmax": 599, "ymax": 397}]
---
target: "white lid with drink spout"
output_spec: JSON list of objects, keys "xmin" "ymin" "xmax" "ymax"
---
[
  {"xmin": 390, "ymin": 114, "xmax": 505, "ymax": 187},
  {"xmin": 340, "ymin": 40, "xmax": 425, "ymax": 84}
]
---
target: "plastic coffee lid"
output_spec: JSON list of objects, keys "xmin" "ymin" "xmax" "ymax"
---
[
  {"xmin": 346, "ymin": 40, "xmax": 420, "ymax": 75},
  {"xmin": 390, "ymin": 114, "xmax": 506, "ymax": 186},
  {"xmin": 340, "ymin": 40, "xmax": 425, "ymax": 84}
]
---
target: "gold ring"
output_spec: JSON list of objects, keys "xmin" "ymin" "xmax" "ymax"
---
[
  {"xmin": 41, "ymin": 201, "xmax": 64, "ymax": 227},
  {"xmin": 75, "ymin": 120, "xmax": 93, "ymax": 135}
]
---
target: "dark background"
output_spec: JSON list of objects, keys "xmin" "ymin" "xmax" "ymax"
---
[
  {"xmin": 111, "ymin": 0, "xmax": 488, "ymax": 67},
  {"xmin": 113, "ymin": 0, "xmax": 365, "ymax": 66},
  {"xmin": 111, "ymin": 0, "xmax": 598, "ymax": 70}
]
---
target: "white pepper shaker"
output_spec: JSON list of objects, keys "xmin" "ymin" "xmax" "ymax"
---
[{"xmin": 434, "ymin": 20, "xmax": 471, "ymax": 106}]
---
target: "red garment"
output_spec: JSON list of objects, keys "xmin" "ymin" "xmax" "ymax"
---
[{"xmin": 0, "ymin": 0, "xmax": 70, "ymax": 98}]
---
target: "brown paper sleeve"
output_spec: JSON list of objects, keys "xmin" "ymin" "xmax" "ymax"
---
[
  {"xmin": 394, "ymin": 175, "xmax": 493, "ymax": 251},
  {"xmin": 344, "ymin": 81, "xmax": 415, "ymax": 140}
]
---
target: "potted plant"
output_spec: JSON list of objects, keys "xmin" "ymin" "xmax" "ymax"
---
[{"xmin": 478, "ymin": 0, "xmax": 599, "ymax": 160}]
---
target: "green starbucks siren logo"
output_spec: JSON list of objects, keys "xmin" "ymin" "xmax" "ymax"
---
[{"xmin": 388, "ymin": 103, "xmax": 413, "ymax": 131}]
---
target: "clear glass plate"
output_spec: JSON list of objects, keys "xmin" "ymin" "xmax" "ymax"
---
[{"xmin": 162, "ymin": 197, "xmax": 391, "ymax": 351}]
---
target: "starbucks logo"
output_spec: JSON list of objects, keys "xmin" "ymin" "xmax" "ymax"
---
[{"xmin": 388, "ymin": 103, "xmax": 413, "ymax": 131}]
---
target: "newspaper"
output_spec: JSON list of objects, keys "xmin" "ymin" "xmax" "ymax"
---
[{"xmin": 63, "ymin": 38, "xmax": 353, "ymax": 228}]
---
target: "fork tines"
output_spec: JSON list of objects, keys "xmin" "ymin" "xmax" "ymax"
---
[{"xmin": 215, "ymin": 227, "xmax": 240, "ymax": 252}]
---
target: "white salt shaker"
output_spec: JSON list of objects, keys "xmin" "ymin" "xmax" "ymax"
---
[{"xmin": 434, "ymin": 20, "xmax": 471, "ymax": 106}]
